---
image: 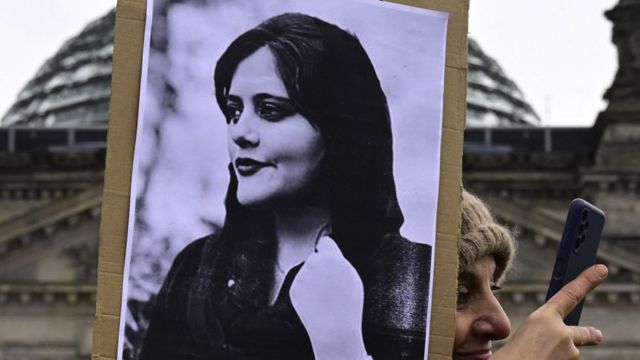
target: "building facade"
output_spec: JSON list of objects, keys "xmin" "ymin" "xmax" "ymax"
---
[{"xmin": 0, "ymin": 2, "xmax": 638, "ymax": 359}]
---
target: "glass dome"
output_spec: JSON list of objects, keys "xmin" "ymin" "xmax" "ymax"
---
[{"xmin": 1, "ymin": 10, "xmax": 539, "ymax": 129}]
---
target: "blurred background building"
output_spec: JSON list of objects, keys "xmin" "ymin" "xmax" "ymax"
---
[{"xmin": 0, "ymin": 1, "xmax": 638, "ymax": 359}]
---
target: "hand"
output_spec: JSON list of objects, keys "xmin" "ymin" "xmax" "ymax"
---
[
  {"xmin": 290, "ymin": 235, "xmax": 370, "ymax": 360},
  {"xmin": 491, "ymin": 264, "xmax": 608, "ymax": 360}
]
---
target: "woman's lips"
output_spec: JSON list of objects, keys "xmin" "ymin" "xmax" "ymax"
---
[
  {"xmin": 235, "ymin": 157, "xmax": 272, "ymax": 176},
  {"xmin": 452, "ymin": 349, "xmax": 492, "ymax": 360}
]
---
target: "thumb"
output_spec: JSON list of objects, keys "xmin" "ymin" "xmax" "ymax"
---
[
  {"xmin": 545, "ymin": 264, "xmax": 608, "ymax": 319},
  {"xmin": 569, "ymin": 326, "xmax": 603, "ymax": 346}
]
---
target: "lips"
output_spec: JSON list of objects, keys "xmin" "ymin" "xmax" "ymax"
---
[
  {"xmin": 452, "ymin": 349, "xmax": 492, "ymax": 360},
  {"xmin": 235, "ymin": 157, "xmax": 273, "ymax": 176}
]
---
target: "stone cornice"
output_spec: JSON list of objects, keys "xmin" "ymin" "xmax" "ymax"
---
[
  {"xmin": 0, "ymin": 151, "xmax": 106, "ymax": 173},
  {"xmin": 463, "ymin": 171, "xmax": 577, "ymax": 182},
  {"xmin": 0, "ymin": 283, "xmax": 96, "ymax": 305},
  {"xmin": 0, "ymin": 171, "xmax": 103, "ymax": 201},
  {"xmin": 464, "ymin": 152, "xmax": 591, "ymax": 172},
  {"xmin": 498, "ymin": 283, "xmax": 640, "ymax": 306},
  {"xmin": 0, "ymin": 186, "xmax": 102, "ymax": 258},
  {"xmin": 579, "ymin": 171, "xmax": 640, "ymax": 193}
]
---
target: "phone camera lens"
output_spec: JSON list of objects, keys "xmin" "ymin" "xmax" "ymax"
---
[
  {"xmin": 584, "ymin": 220, "xmax": 590, "ymax": 229},
  {"xmin": 578, "ymin": 224, "xmax": 584, "ymax": 234},
  {"xmin": 581, "ymin": 209, "xmax": 589, "ymax": 221}
]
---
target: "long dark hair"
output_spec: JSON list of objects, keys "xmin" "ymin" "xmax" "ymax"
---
[{"xmin": 199, "ymin": 12, "xmax": 404, "ymax": 309}]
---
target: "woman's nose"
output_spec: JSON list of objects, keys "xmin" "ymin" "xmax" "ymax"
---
[
  {"xmin": 229, "ymin": 113, "xmax": 260, "ymax": 148},
  {"xmin": 471, "ymin": 295, "xmax": 511, "ymax": 341}
]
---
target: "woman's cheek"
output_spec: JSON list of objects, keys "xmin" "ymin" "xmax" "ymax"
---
[{"xmin": 453, "ymin": 310, "xmax": 472, "ymax": 348}]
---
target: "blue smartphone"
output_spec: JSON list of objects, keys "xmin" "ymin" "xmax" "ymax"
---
[{"xmin": 545, "ymin": 198, "xmax": 605, "ymax": 325}]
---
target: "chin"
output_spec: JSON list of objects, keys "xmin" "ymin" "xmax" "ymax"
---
[
  {"xmin": 236, "ymin": 191, "xmax": 273, "ymax": 208},
  {"xmin": 452, "ymin": 350, "xmax": 492, "ymax": 360},
  {"xmin": 237, "ymin": 189, "xmax": 314, "ymax": 211},
  {"xmin": 236, "ymin": 180, "xmax": 312, "ymax": 207},
  {"xmin": 237, "ymin": 185, "xmax": 293, "ymax": 208}
]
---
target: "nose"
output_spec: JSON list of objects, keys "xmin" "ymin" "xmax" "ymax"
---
[
  {"xmin": 471, "ymin": 294, "xmax": 511, "ymax": 341},
  {"xmin": 229, "ymin": 112, "xmax": 259, "ymax": 148}
]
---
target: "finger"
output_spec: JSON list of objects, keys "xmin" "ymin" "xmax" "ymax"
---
[
  {"xmin": 314, "ymin": 235, "xmax": 343, "ymax": 258},
  {"xmin": 546, "ymin": 264, "xmax": 608, "ymax": 318},
  {"xmin": 569, "ymin": 326, "xmax": 603, "ymax": 346}
]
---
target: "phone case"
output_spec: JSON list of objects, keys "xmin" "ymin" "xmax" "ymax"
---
[{"xmin": 545, "ymin": 198, "xmax": 605, "ymax": 325}]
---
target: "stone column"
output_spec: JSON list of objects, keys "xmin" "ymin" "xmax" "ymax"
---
[
  {"xmin": 603, "ymin": 0, "xmax": 640, "ymax": 115},
  {"xmin": 585, "ymin": 0, "xmax": 640, "ymax": 239}
]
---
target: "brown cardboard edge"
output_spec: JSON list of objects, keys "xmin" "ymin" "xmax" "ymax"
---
[
  {"xmin": 91, "ymin": 0, "xmax": 468, "ymax": 358},
  {"xmin": 93, "ymin": 0, "xmax": 146, "ymax": 359}
]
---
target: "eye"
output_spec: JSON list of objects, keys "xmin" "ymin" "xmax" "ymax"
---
[
  {"xmin": 456, "ymin": 285, "xmax": 471, "ymax": 309},
  {"xmin": 224, "ymin": 98, "xmax": 243, "ymax": 124},
  {"xmin": 256, "ymin": 100, "xmax": 296, "ymax": 122},
  {"xmin": 491, "ymin": 283, "xmax": 502, "ymax": 293}
]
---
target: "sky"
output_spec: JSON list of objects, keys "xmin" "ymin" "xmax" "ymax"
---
[
  {"xmin": 469, "ymin": 0, "xmax": 619, "ymax": 126},
  {"xmin": 0, "ymin": 1, "xmax": 116, "ymax": 118},
  {"xmin": 0, "ymin": 0, "xmax": 620, "ymax": 127}
]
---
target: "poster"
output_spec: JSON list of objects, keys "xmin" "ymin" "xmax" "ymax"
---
[{"xmin": 117, "ymin": 0, "xmax": 448, "ymax": 358}]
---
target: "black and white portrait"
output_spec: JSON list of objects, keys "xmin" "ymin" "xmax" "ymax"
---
[{"xmin": 118, "ymin": 0, "xmax": 447, "ymax": 359}]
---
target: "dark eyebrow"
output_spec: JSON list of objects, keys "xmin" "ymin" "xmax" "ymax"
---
[
  {"xmin": 226, "ymin": 94, "xmax": 243, "ymax": 104},
  {"xmin": 253, "ymin": 93, "xmax": 291, "ymax": 103}
]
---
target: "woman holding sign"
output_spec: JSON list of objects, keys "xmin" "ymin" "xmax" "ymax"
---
[
  {"xmin": 139, "ymin": 13, "xmax": 431, "ymax": 360},
  {"xmin": 454, "ymin": 190, "xmax": 607, "ymax": 360}
]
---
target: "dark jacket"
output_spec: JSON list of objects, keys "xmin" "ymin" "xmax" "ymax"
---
[{"xmin": 139, "ymin": 233, "xmax": 431, "ymax": 360}]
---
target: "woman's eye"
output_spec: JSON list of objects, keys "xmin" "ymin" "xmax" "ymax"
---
[
  {"xmin": 226, "ymin": 108, "xmax": 241, "ymax": 124},
  {"xmin": 257, "ymin": 101, "xmax": 295, "ymax": 121},
  {"xmin": 456, "ymin": 286, "xmax": 471, "ymax": 308},
  {"xmin": 224, "ymin": 99, "xmax": 243, "ymax": 124},
  {"xmin": 491, "ymin": 283, "xmax": 502, "ymax": 293},
  {"xmin": 225, "ymin": 106, "xmax": 242, "ymax": 124}
]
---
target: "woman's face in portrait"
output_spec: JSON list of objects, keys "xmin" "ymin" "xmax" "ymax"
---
[
  {"xmin": 225, "ymin": 47, "xmax": 325, "ymax": 207},
  {"xmin": 453, "ymin": 256, "xmax": 511, "ymax": 360}
]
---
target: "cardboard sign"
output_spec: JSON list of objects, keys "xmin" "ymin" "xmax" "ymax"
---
[{"xmin": 93, "ymin": 0, "xmax": 467, "ymax": 359}]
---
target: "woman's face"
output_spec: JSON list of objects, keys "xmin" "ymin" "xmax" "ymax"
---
[
  {"xmin": 225, "ymin": 47, "xmax": 325, "ymax": 207},
  {"xmin": 453, "ymin": 256, "xmax": 511, "ymax": 360}
]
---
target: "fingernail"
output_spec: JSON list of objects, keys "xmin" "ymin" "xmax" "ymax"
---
[
  {"xmin": 594, "ymin": 265, "xmax": 608, "ymax": 279},
  {"xmin": 596, "ymin": 329, "xmax": 603, "ymax": 342}
]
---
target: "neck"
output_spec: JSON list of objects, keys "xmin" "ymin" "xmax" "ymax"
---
[{"xmin": 274, "ymin": 200, "xmax": 330, "ymax": 271}]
